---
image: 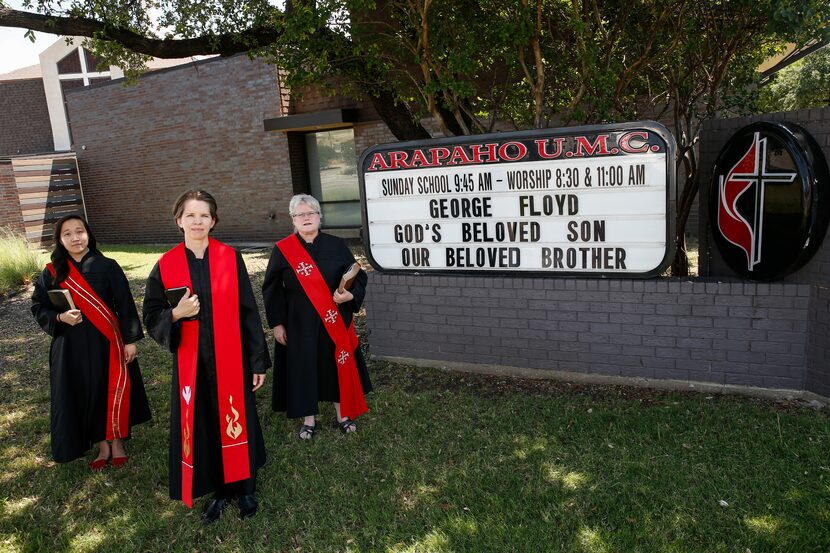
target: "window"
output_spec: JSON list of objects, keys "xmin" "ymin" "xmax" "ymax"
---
[
  {"xmin": 50, "ymin": 46, "xmax": 113, "ymax": 149},
  {"xmin": 305, "ymin": 128, "xmax": 361, "ymax": 228}
]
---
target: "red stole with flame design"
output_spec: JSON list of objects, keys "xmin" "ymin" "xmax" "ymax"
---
[
  {"xmin": 47, "ymin": 261, "xmax": 131, "ymax": 441},
  {"xmin": 277, "ymin": 234, "xmax": 368, "ymax": 420},
  {"xmin": 158, "ymin": 239, "xmax": 250, "ymax": 508}
]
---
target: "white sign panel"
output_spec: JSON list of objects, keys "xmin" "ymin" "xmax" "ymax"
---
[{"xmin": 359, "ymin": 122, "xmax": 676, "ymax": 276}]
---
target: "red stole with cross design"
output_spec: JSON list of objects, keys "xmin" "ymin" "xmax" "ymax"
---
[
  {"xmin": 47, "ymin": 260, "xmax": 131, "ymax": 441},
  {"xmin": 277, "ymin": 234, "xmax": 368, "ymax": 420},
  {"xmin": 158, "ymin": 239, "xmax": 250, "ymax": 508}
]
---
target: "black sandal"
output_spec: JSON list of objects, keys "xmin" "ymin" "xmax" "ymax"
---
[
  {"xmin": 334, "ymin": 418, "xmax": 356, "ymax": 434},
  {"xmin": 298, "ymin": 424, "xmax": 316, "ymax": 440}
]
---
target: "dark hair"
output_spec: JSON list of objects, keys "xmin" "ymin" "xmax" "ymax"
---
[
  {"xmin": 51, "ymin": 215, "xmax": 98, "ymax": 283},
  {"xmin": 172, "ymin": 189, "xmax": 219, "ymax": 234}
]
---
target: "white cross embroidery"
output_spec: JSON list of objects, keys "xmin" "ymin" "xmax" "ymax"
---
[
  {"xmin": 337, "ymin": 350, "xmax": 350, "ymax": 365},
  {"xmin": 325, "ymin": 309, "xmax": 338, "ymax": 324},
  {"xmin": 296, "ymin": 262, "xmax": 314, "ymax": 277}
]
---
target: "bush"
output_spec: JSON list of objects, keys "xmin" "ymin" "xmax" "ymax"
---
[{"xmin": 0, "ymin": 228, "xmax": 45, "ymax": 295}]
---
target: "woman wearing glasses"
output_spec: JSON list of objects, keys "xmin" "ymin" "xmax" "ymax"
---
[{"xmin": 263, "ymin": 194, "xmax": 371, "ymax": 440}]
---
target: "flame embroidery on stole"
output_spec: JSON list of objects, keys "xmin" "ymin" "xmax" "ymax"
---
[
  {"xmin": 225, "ymin": 395, "xmax": 242, "ymax": 440},
  {"xmin": 182, "ymin": 409, "xmax": 191, "ymax": 459}
]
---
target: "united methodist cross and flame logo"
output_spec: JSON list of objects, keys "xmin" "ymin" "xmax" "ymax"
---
[
  {"xmin": 717, "ymin": 132, "xmax": 796, "ymax": 271},
  {"xmin": 710, "ymin": 121, "xmax": 830, "ymax": 280},
  {"xmin": 225, "ymin": 395, "xmax": 243, "ymax": 440}
]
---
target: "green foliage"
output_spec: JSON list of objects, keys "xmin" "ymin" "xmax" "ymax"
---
[
  {"xmin": 759, "ymin": 47, "xmax": 830, "ymax": 112},
  {"xmin": 13, "ymin": 0, "xmax": 827, "ymax": 133},
  {"xmin": 265, "ymin": 0, "xmax": 827, "ymax": 135},
  {"xmin": 0, "ymin": 228, "xmax": 44, "ymax": 295}
]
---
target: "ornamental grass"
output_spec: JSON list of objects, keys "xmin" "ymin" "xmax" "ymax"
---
[{"xmin": 0, "ymin": 228, "xmax": 44, "ymax": 296}]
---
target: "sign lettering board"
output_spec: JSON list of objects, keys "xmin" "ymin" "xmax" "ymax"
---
[{"xmin": 359, "ymin": 121, "xmax": 676, "ymax": 276}]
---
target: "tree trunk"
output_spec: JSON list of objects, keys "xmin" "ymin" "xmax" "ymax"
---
[
  {"xmin": 670, "ymin": 152, "xmax": 699, "ymax": 276},
  {"xmin": 367, "ymin": 90, "xmax": 431, "ymax": 141}
]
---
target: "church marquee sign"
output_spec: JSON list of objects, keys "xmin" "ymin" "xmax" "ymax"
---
[{"xmin": 359, "ymin": 121, "xmax": 676, "ymax": 276}]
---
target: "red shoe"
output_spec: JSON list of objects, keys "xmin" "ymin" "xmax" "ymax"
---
[
  {"xmin": 111, "ymin": 456, "xmax": 128, "ymax": 468},
  {"xmin": 89, "ymin": 458, "xmax": 108, "ymax": 472}
]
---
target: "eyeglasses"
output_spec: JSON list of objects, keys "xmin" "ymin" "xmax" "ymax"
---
[{"xmin": 292, "ymin": 211, "xmax": 320, "ymax": 219}]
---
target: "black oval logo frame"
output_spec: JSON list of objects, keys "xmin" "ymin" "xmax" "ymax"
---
[{"xmin": 709, "ymin": 121, "xmax": 830, "ymax": 280}]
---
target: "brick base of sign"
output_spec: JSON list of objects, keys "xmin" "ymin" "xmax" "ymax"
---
[
  {"xmin": 365, "ymin": 273, "xmax": 828, "ymax": 400},
  {"xmin": 807, "ymin": 285, "xmax": 830, "ymax": 399}
]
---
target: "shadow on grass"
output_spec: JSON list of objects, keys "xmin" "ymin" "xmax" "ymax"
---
[
  {"xmin": 1, "ymin": 350, "xmax": 828, "ymax": 551},
  {"xmin": 254, "ymin": 374, "xmax": 829, "ymax": 552}
]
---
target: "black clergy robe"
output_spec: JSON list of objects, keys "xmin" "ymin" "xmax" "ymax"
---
[
  {"xmin": 31, "ymin": 251, "xmax": 151, "ymax": 463},
  {"xmin": 143, "ymin": 246, "xmax": 269, "ymax": 501},
  {"xmin": 262, "ymin": 232, "xmax": 372, "ymax": 418}
]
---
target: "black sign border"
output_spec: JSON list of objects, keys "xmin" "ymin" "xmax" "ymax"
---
[
  {"xmin": 708, "ymin": 120, "xmax": 830, "ymax": 281},
  {"xmin": 358, "ymin": 120, "xmax": 677, "ymax": 278}
]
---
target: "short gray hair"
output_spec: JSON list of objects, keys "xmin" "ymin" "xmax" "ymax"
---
[{"xmin": 289, "ymin": 194, "xmax": 321, "ymax": 216}]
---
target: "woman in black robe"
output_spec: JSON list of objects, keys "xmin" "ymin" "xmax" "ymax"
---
[
  {"xmin": 263, "ymin": 194, "xmax": 371, "ymax": 440},
  {"xmin": 143, "ymin": 189, "xmax": 269, "ymax": 523},
  {"xmin": 31, "ymin": 215, "xmax": 151, "ymax": 469}
]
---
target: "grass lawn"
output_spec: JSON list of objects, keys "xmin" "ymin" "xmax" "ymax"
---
[{"xmin": 0, "ymin": 245, "xmax": 827, "ymax": 552}]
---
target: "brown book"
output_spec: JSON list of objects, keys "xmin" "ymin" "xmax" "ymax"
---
[
  {"xmin": 338, "ymin": 262, "xmax": 361, "ymax": 293},
  {"xmin": 47, "ymin": 289, "xmax": 76, "ymax": 311}
]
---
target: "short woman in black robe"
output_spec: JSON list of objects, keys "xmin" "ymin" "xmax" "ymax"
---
[
  {"xmin": 31, "ymin": 215, "xmax": 151, "ymax": 468},
  {"xmin": 143, "ymin": 189, "xmax": 269, "ymax": 522},
  {"xmin": 263, "ymin": 194, "xmax": 371, "ymax": 439}
]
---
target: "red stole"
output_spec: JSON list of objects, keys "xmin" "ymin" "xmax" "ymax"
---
[
  {"xmin": 158, "ymin": 239, "xmax": 250, "ymax": 508},
  {"xmin": 277, "ymin": 234, "xmax": 368, "ymax": 420},
  {"xmin": 47, "ymin": 260, "xmax": 131, "ymax": 441}
]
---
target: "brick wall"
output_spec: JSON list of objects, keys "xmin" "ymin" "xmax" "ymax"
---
[
  {"xmin": 355, "ymin": 121, "xmax": 398, "ymax": 158},
  {"xmin": 0, "ymin": 79, "xmax": 54, "ymax": 157},
  {"xmin": 292, "ymin": 83, "xmax": 375, "ymax": 115},
  {"xmin": 807, "ymin": 286, "xmax": 830, "ymax": 397},
  {"xmin": 0, "ymin": 161, "xmax": 25, "ymax": 234},
  {"xmin": 367, "ymin": 275, "xmax": 810, "ymax": 391},
  {"xmin": 66, "ymin": 55, "xmax": 295, "ymax": 243}
]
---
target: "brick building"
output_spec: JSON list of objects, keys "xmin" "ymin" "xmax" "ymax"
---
[
  {"xmin": 1, "ymin": 37, "xmax": 396, "ymax": 243},
  {"xmin": 63, "ymin": 53, "xmax": 395, "ymax": 243},
  {"xmin": 0, "ymin": 37, "xmax": 198, "ymax": 242},
  {"xmin": 2, "ymin": 37, "xmax": 829, "ymax": 400}
]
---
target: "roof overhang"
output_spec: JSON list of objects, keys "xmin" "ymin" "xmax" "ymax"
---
[{"xmin": 263, "ymin": 108, "xmax": 360, "ymax": 132}]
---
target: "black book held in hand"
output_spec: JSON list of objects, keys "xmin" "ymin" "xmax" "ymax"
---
[
  {"xmin": 338, "ymin": 262, "xmax": 361, "ymax": 293},
  {"xmin": 165, "ymin": 286, "xmax": 198, "ymax": 321},
  {"xmin": 47, "ymin": 289, "xmax": 76, "ymax": 311}
]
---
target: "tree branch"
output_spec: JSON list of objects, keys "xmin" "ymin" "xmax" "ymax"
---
[
  {"xmin": 0, "ymin": 6, "xmax": 282, "ymax": 58},
  {"xmin": 1, "ymin": 5, "xmax": 431, "ymax": 140}
]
